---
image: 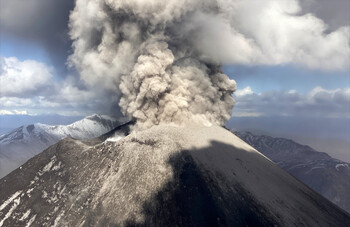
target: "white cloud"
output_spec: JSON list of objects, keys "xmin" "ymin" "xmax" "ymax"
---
[
  {"xmin": 0, "ymin": 97, "xmax": 34, "ymax": 107},
  {"xmin": 234, "ymin": 86, "xmax": 350, "ymax": 118},
  {"xmin": 299, "ymin": 0, "xmax": 350, "ymax": 31},
  {"xmin": 0, "ymin": 86, "xmax": 121, "ymax": 117},
  {"xmin": 0, "ymin": 56, "xmax": 54, "ymax": 97},
  {"xmin": 189, "ymin": 0, "xmax": 350, "ymax": 70},
  {"xmin": 235, "ymin": 86, "xmax": 254, "ymax": 96},
  {"xmin": 0, "ymin": 110, "xmax": 29, "ymax": 115},
  {"xmin": 0, "ymin": 56, "xmax": 121, "ymax": 116},
  {"xmin": 309, "ymin": 87, "xmax": 350, "ymax": 104},
  {"xmin": 231, "ymin": 112, "xmax": 262, "ymax": 117},
  {"xmin": 1, "ymin": 0, "xmax": 349, "ymax": 119},
  {"xmin": 58, "ymin": 79, "xmax": 95, "ymax": 103}
]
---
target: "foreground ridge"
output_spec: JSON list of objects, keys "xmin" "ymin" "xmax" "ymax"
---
[
  {"xmin": 235, "ymin": 131, "xmax": 350, "ymax": 214},
  {"xmin": 1, "ymin": 125, "xmax": 349, "ymax": 226}
]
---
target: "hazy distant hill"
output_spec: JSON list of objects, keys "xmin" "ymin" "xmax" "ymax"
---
[
  {"xmin": 235, "ymin": 131, "xmax": 350, "ymax": 214},
  {"xmin": 0, "ymin": 114, "xmax": 120, "ymax": 178}
]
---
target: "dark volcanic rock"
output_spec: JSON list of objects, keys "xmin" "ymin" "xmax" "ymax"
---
[
  {"xmin": 1, "ymin": 125, "xmax": 349, "ymax": 226},
  {"xmin": 235, "ymin": 131, "xmax": 350, "ymax": 214}
]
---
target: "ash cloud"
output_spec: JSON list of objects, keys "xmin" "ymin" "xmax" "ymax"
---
[
  {"xmin": 300, "ymin": 0, "xmax": 350, "ymax": 31},
  {"xmin": 68, "ymin": 0, "xmax": 349, "ymax": 128},
  {"xmin": 0, "ymin": 0, "xmax": 74, "ymax": 75},
  {"xmin": 69, "ymin": 0, "xmax": 237, "ymax": 128}
]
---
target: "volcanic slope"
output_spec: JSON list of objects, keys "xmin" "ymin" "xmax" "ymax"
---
[
  {"xmin": 0, "ymin": 114, "xmax": 119, "ymax": 178},
  {"xmin": 235, "ymin": 131, "xmax": 350, "ymax": 214},
  {"xmin": 0, "ymin": 124, "xmax": 349, "ymax": 226}
]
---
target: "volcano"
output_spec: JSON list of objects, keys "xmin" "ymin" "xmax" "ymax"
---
[
  {"xmin": 0, "ymin": 124, "xmax": 349, "ymax": 226},
  {"xmin": 0, "ymin": 114, "xmax": 120, "ymax": 178}
]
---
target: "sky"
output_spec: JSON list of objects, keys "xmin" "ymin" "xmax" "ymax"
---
[{"xmin": 0, "ymin": 0, "xmax": 349, "ymax": 159}]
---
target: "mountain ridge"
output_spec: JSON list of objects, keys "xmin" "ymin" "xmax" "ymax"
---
[
  {"xmin": 0, "ymin": 114, "xmax": 121, "ymax": 178},
  {"xmin": 235, "ymin": 131, "xmax": 350, "ymax": 214},
  {"xmin": 0, "ymin": 124, "xmax": 349, "ymax": 226}
]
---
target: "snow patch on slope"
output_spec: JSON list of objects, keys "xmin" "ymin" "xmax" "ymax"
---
[
  {"xmin": 0, "ymin": 197, "xmax": 20, "ymax": 227},
  {"xmin": 0, "ymin": 114, "xmax": 119, "ymax": 145},
  {"xmin": 335, "ymin": 163, "xmax": 349, "ymax": 171},
  {"xmin": 19, "ymin": 209, "xmax": 31, "ymax": 221},
  {"xmin": 0, "ymin": 114, "xmax": 120, "ymax": 178},
  {"xmin": 0, "ymin": 191, "xmax": 22, "ymax": 212}
]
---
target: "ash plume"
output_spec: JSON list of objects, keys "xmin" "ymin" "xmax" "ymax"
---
[
  {"xmin": 68, "ymin": 0, "xmax": 349, "ymax": 129},
  {"xmin": 68, "ymin": 0, "xmax": 237, "ymax": 128}
]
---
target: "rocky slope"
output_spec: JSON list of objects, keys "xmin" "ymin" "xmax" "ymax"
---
[
  {"xmin": 235, "ymin": 131, "xmax": 350, "ymax": 214},
  {"xmin": 0, "ymin": 114, "xmax": 120, "ymax": 178},
  {"xmin": 0, "ymin": 124, "xmax": 349, "ymax": 226}
]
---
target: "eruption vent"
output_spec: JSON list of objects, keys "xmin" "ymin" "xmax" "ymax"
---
[{"xmin": 69, "ymin": 0, "xmax": 237, "ymax": 128}]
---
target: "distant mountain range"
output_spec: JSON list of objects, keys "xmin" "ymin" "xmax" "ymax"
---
[
  {"xmin": 235, "ymin": 131, "xmax": 350, "ymax": 214},
  {"xmin": 0, "ymin": 114, "xmax": 120, "ymax": 178}
]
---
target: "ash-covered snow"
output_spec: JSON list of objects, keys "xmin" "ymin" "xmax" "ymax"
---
[
  {"xmin": 235, "ymin": 131, "xmax": 350, "ymax": 214},
  {"xmin": 0, "ymin": 191, "xmax": 22, "ymax": 212},
  {"xmin": 25, "ymin": 214, "xmax": 36, "ymax": 227},
  {"xmin": 52, "ymin": 211, "xmax": 64, "ymax": 227},
  {"xmin": 19, "ymin": 209, "xmax": 31, "ymax": 221},
  {"xmin": 0, "ymin": 197, "xmax": 20, "ymax": 227},
  {"xmin": 336, "ymin": 163, "xmax": 349, "ymax": 171},
  {"xmin": 39, "ymin": 156, "xmax": 56, "ymax": 175},
  {"xmin": 0, "ymin": 124, "xmax": 349, "ymax": 226},
  {"xmin": 0, "ymin": 114, "xmax": 119, "ymax": 145},
  {"xmin": 0, "ymin": 114, "xmax": 121, "ymax": 178}
]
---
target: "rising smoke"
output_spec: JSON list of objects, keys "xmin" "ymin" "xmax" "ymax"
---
[
  {"xmin": 68, "ymin": 0, "xmax": 237, "ymax": 128},
  {"xmin": 68, "ymin": 0, "xmax": 349, "ymax": 128}
]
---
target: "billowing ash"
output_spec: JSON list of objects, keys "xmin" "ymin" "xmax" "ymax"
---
[{"xmin": 68, "ymin": 0, "xmax": 237, "ymax": 129}]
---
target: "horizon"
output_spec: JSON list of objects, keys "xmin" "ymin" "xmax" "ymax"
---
[
  {"xmin": 1, "ymin": 1, "xmax": 349, "ymax": 161},
  {"xmin": 0, "ymin": 1, "xmax": 350, "ymax": 224},
  {"xmin": 1, "ymin": 113, "xmax": 349, "ymax": 163}
]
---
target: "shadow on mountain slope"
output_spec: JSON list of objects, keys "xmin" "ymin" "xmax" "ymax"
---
[
  {"xmin": 1, "ymin": 129, "xmax": 350, "ymax": 227},
  {"xmin": 124, "ymin": 148, "xmax": 277, "ymax": 226},
  {"xmin": 121, "ymin": 140, "xmax": 349, "ymax": 227}
]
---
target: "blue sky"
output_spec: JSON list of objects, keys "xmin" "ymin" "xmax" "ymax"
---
[
  {"xmin": 0, "ymin": 34, "xmax": 50, "ymax": 64},
  {"xmin": 223, "ymin": 65, "xmax": 350, "ymax": 94},
  {"xmin": 0, "ymin": 0, "xmax": 349, "ymax": 153},
  {"xmin": 1, "ymin": 36, "xmax": 349, "ymax": 97}
]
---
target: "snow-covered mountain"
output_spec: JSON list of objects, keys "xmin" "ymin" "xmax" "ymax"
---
[
  {"xmin": 0, "ymin": 114, "xmax": 120, "ymax": 178},
  {"xmin": 235, "ymin": 131, "xmax": 350, "ymax": 214},
  {"xmin": 0, "ymin": 124, "xmax": 349, "ymax": 226}
]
